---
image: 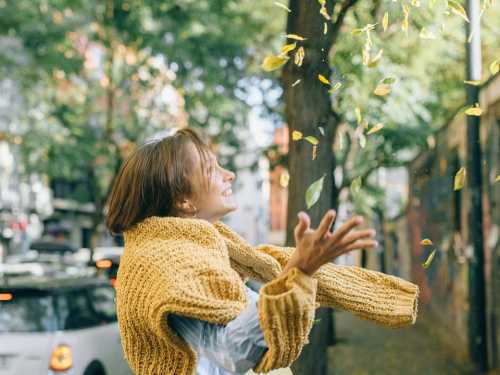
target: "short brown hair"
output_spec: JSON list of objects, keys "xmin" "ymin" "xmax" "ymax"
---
[{"xmin": 105, "ymin": 128, "xmax": 212, "ymax": 234}]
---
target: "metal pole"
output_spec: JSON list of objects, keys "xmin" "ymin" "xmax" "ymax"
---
[{"xmin": 465, "ymin": 0, "xmax": 488, "ymax": 372}]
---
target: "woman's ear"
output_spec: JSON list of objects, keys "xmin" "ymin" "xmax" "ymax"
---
[{"xmin": 175, "ymin": 199, "xmax": 198, "ymax": 217}]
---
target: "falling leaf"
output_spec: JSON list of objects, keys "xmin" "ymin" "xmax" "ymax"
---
[
  {"xmin": 323, "ymin": 22, "xmax": 328, "ymax": 35},
  {"xmin": 401, "ymin": 4, "xmax": 409, "ymax": 34},
  {"xmin": 281, "ymin": 43, "xmax": 297, "ymax": 55},
  {"xmin": 367, "ymin": 123, "xmax": 384, "ymax": 135},
  {"xmin": 465, "ymin": 103, "xmax": 482, "ymax": 116},
  {"xmin": 313, "ymin": 318, "xmax": 322, "ymax": 325},
  {"xmin": 355, "ymin": 107, "xmax": 362, "ymax": 124},
  {"xmin": 274, "ymin": 1, "xmax": 291, "ymax": 12},
  {"xmin": 291, "ymin": 79, "xmax": 301, "ymax": 87},
  {"xmin": 367, "ymin": 49, "xmax": 383, "ymax": 68},
  {"xmin": 448, "ymin": 0, "xmax": 470, "ymax": 22},
  {"xmin": 382, "ymin": 77, "xmax": 396, "ymax": 84},
  {"xmin": 454, "ymin": 167, "xmax": 466, "ymax": 191},
  {"xmin": 328, "ymin": 82, "xmax": 342, "ymax": 93},
  {"xmin": 422, "ymin": 249, "xmax": 436, "ymax": 269},
  {"xmin": 361, "ymin": 119, "xmax": 369, "ymax": 129},
  {"xmin": 286, "ymin": 33, "xmax": 307, "ymax": 41},
  {"xmin": 262, "ymin": 55, "xmax": 288, "ymax": 72},
  {"xmin": 318, "ymin": 74, "xmax": 331, "ymax": 85},
  {"xmin": 359, "ymin": 133, "xmax": 366, "ymax": 148},
  {"xmin": 351, "ymin": 28, "xmax": 364, "ymax": 36},
  {"xmin": 351, "ymin": 176, "xmax": 362, "ymax": 196},
  {"xmin": 490, "ymin": 59, "xmax": 499, "ymax": 75},
  {"xmin": 464, "ymin": 80, "xmax": 482, "ymax": 86},
  {"xmin": 294, "ymin": 46, "xmax": 305, "ymax": 66},
  {"xmin": 374, "ymin": 83, "xmax": 391, "ymax": 96},
  {"xmin": 292, "ymin": 130, "xmax": 303, "ymax": 141},
  {"xmin": 495, "ymin": 175, "xmax": 500, "ymax": 183},
  {"xmin": 419, "ymin": 28, "xmax": 436, "ymax": 39},
  {"xmin": 420, "ymin": 239, "xmax": 433, "ymax": 246},
  {"xmin": 318, "ymin": 126, "xmax": 325, "ymax": 136},
  {"xmin": 305, "ymin": 174, "xmax": 326, "ymax": 209},
  {"xmin": 382, "ymin": 12, "xmax": 389, "ymax": 32},
  {"xmin": 312, "ymin": 145, "xmax": 318, "ymax": 160},
  {"xmin": 319, "ymin": 4, "xmax": 331, "ymax": 20},
  {"xmin": 305, "ymin": 135, "xmax": 319, "ymax": 145}
]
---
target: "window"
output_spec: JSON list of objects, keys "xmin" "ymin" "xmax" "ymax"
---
[
  {"xmin": 0, "ymin": 291, "xmax": 57, "ymax": 333},
  {"xmin": 88, "ymin": 286, "xmax": 117, "ymax": 322}
]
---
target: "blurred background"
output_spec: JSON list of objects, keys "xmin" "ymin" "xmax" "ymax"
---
[{"xmin": 0, "ymin": 0, "xmax": 499, "ymax": 374}]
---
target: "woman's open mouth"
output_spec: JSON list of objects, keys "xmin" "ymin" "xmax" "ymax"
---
[{"xmin": 222, "ymin": 188, "xmax": 232, "ymax": 197}]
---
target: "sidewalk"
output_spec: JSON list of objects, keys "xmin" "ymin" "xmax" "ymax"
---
[{"xmin": 327, "ymin": 310, "xmax": 477, "ymax": 375}]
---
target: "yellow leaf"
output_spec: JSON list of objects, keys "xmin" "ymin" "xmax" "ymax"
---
[
  {"xmin": 448, "ymin": 0, "xmax": 470, "ymax": 23},
  {"xmin": 367, "ymin": 49, "xmax": 383, "ymax": 68},
  {"xmin": 328, "ymin": 82, "xmax": 342, "ymax": 93},
  {"xmin": 355, "ymin": 107, "xmax": 362, "ymax": 124},
  {"xmin": 420, "ymin": 239, "xmax": 433, "ymax": 246},
  {"xmin": 281, "ymin": 43, "xmax": 297, "ymax": 55},
  {"xmin": 419, "ymin": 27, "xmax": 436, "ymax": 39},
  {"xmin": 351, "ymin": 28, "xmax": 364, "ymax": 36},
  {"xmin": 495, "ymin": 175, "xmax": 500, "ymax": 183},
  {"xmin": 291, "ymin": 79, "xmax": 301, "ymax": 87},
  {"xmin": 305, "ymin": 135, "xmax": 319, "ymax": 145},
  {"xmin": 401, "ymin": 4, "xmax": 409, "ymax": 34},
  {"xmin": 465, "ymin": 103, "xmax": 482, "ymax": 116},
  {"xmin": 286, "ymin": 33, "xmax": 307, "ymax": 41},
  {"xmin": 294, "ymin": 46, "xmax": 305, "ymax": 66},
  {"xmin": 382, "ymin": 12, "xmax": 389, "ymax": 32},
  {"xmin": 490, "ymin": 59, "xmax": 499, "ymax": 75},
  {"xmin": 262, "ymin": 55, "xmax": 288, "ymax": 72},
  {"xmin": 319, "ymin": 4, "xmax": 331, "ymax": 20},
  {"xmin": 323, "ymin": 22, "xmax": 328, "ymax": 35},
  {"xmin": 318, "ymin": 74, "xmax": 331, "ymax": 85},
  {"xmin": 351, "ymin": 176, "xmax": 362, "ymax": 195},
  {"xmin": 361, "ymin": 119, "xmax": 369, "ymax": 129},
  {"xmin": 273, "ymin": 1, "xmax": 291, "ymax": 12},
  {"xmin": 367, "ymin": 123, "xmax": 384, "ymax": 135},
  {"xmin": 292, "ymin": 130, "xmax": 303, "ymax": 141},
  {"xmin": 454, "ymin": 167, "xmax": 466, "ymax": 191},
  {"xmin": 374, "ymin": 83, "xmax": 391, "ymax": 96},
  {"xmin": 422, "ymin": 249, "xmax": 436, "ymax": 269},
  {"xmin": 411, "ymin": 0, "xmax": 421, "ymax": 7},
  {"xmin": 312, "ymin": 144, "xmax": 318, "ymax": 160},
  {"xmin": 464, "ymin": 80, "xmax": 482, "ymax": 86}
]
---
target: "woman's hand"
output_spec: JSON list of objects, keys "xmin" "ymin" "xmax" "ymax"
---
[{"xmin": 282, "ymin": 210, "xmax": 377, "ymax": 276}]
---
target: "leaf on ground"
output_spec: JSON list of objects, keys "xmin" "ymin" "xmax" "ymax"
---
[
  {"xmin": 454, "ymin": 167, "xmax": 466, "ymax": 191},
  {"xmin": 367, "ymin": 123, "xmax": 384, "ymax": 135},
  {"xmin": 262, "ymin": 55, "xmax": 288, "ymax": 72},
  {"xmin": 292, "ymin": 130, "xmax": 303, "ymax": 141},
  {"xmin": 305, "ymin": 174, "xmax": 326, "ymax": 209},
  {"xmin": 286, "ymin": 33, "xmax": 307, "ymax": 41},
  {"xmin": 422, "ymin": 249, "xmax": 437, "ymax": 269},
  {"xmin": 448, "ymin": 0, "xmax": 470, "ymax": 22}
]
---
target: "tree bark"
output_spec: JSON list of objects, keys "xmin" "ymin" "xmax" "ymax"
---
[{"xmin": 283, "ymin": 1, "xmax": 340, "ymax": 374}]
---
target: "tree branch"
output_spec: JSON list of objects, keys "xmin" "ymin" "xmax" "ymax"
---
[{"xmin": 330, "ymin": 0, "xmax": 360, "ymax": 46}]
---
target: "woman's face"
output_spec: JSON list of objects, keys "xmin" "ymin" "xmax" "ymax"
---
[{"xmin": 184, "ymin": 142, "xmax": 237, "ymax": 223}]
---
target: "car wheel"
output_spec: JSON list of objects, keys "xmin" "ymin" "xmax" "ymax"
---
[{"xmin": 83, "ymin": 361, "xmax": 106, "ymax": 375}]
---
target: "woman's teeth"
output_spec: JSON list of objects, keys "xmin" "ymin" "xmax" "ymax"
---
[{"xmin": 222, "ymin": 189, "xmax": 232, "ymax": 197}]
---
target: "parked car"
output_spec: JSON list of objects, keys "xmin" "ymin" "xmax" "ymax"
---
[
  {"xmin": 0, "ymin": 270, "xmax": 132, "ymax": 375},
  {"xmin": 91, "ymin": 247, "xmax": 124, "ymax": 287}
]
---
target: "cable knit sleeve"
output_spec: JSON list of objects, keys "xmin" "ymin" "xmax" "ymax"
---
[
  {"xmin": 254, "ymin": 267, "xmax": 317, "ymax": 373},
  {"xmin": 255, "ymin": 244, "xmax": 419, "ymax": 328}
]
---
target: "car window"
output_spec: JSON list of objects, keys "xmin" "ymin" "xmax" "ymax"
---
[
  {"xmin": 56, "ymin": 291, "xmax": 102, "ymax": 330},
  {"xmin": 0, "ymin": 292, "xmax": 57, "ymax": 333},
  {"xmin": 87, "ymin": 286, "xmax": 117, "ymax": 322}
]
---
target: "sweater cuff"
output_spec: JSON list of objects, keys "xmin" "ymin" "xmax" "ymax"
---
[
  {"xmin": 316, "ymin": 264, "xmax": 419, "ymax": 328},
  {"xmin": 254, "ymin": 267, "xmax": 317, "ymax": 373}
]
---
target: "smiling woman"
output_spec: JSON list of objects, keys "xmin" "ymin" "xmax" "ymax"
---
[{"xmin": 105, "ymin": 128, "xmax": 419, "ymax": 375}]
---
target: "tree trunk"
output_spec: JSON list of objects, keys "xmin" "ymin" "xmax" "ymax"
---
[{"xmin": 283, "ymin": 1, "xmax": 340, "ymax": 374}]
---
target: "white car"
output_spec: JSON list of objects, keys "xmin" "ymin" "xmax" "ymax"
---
[{"xmin": 0, "ymin": 271, "xmax": 132, "ymax": 375}]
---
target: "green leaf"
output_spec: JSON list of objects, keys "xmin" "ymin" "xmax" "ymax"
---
[
  {"xmin": 304, "ymin": 135, "xmax": 319, "ymax": 145},
  {"xmin": 422, "ymin": 249, "xmax": 437, "ymax": 269},
  {"xmin": 351, "ymin": 176, "xmax": 362, "ymax": 196},
  {"xmin": 305, "ymin": 174, "xmax": 326, "ymax": 209}
]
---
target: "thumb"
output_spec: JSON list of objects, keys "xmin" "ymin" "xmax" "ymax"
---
[{"xmin": 294, "ymin": 211, "xmax": 310, "ymax": 240}]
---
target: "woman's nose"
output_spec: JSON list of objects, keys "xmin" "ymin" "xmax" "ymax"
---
[{"xmin": 225, "ymin": 169, "xmax": 236, "ymax": 181}]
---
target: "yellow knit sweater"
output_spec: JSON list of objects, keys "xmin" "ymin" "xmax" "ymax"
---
[{"xmin": 116, "ymin": 216, "xmax": 419, "ymax": 375}]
